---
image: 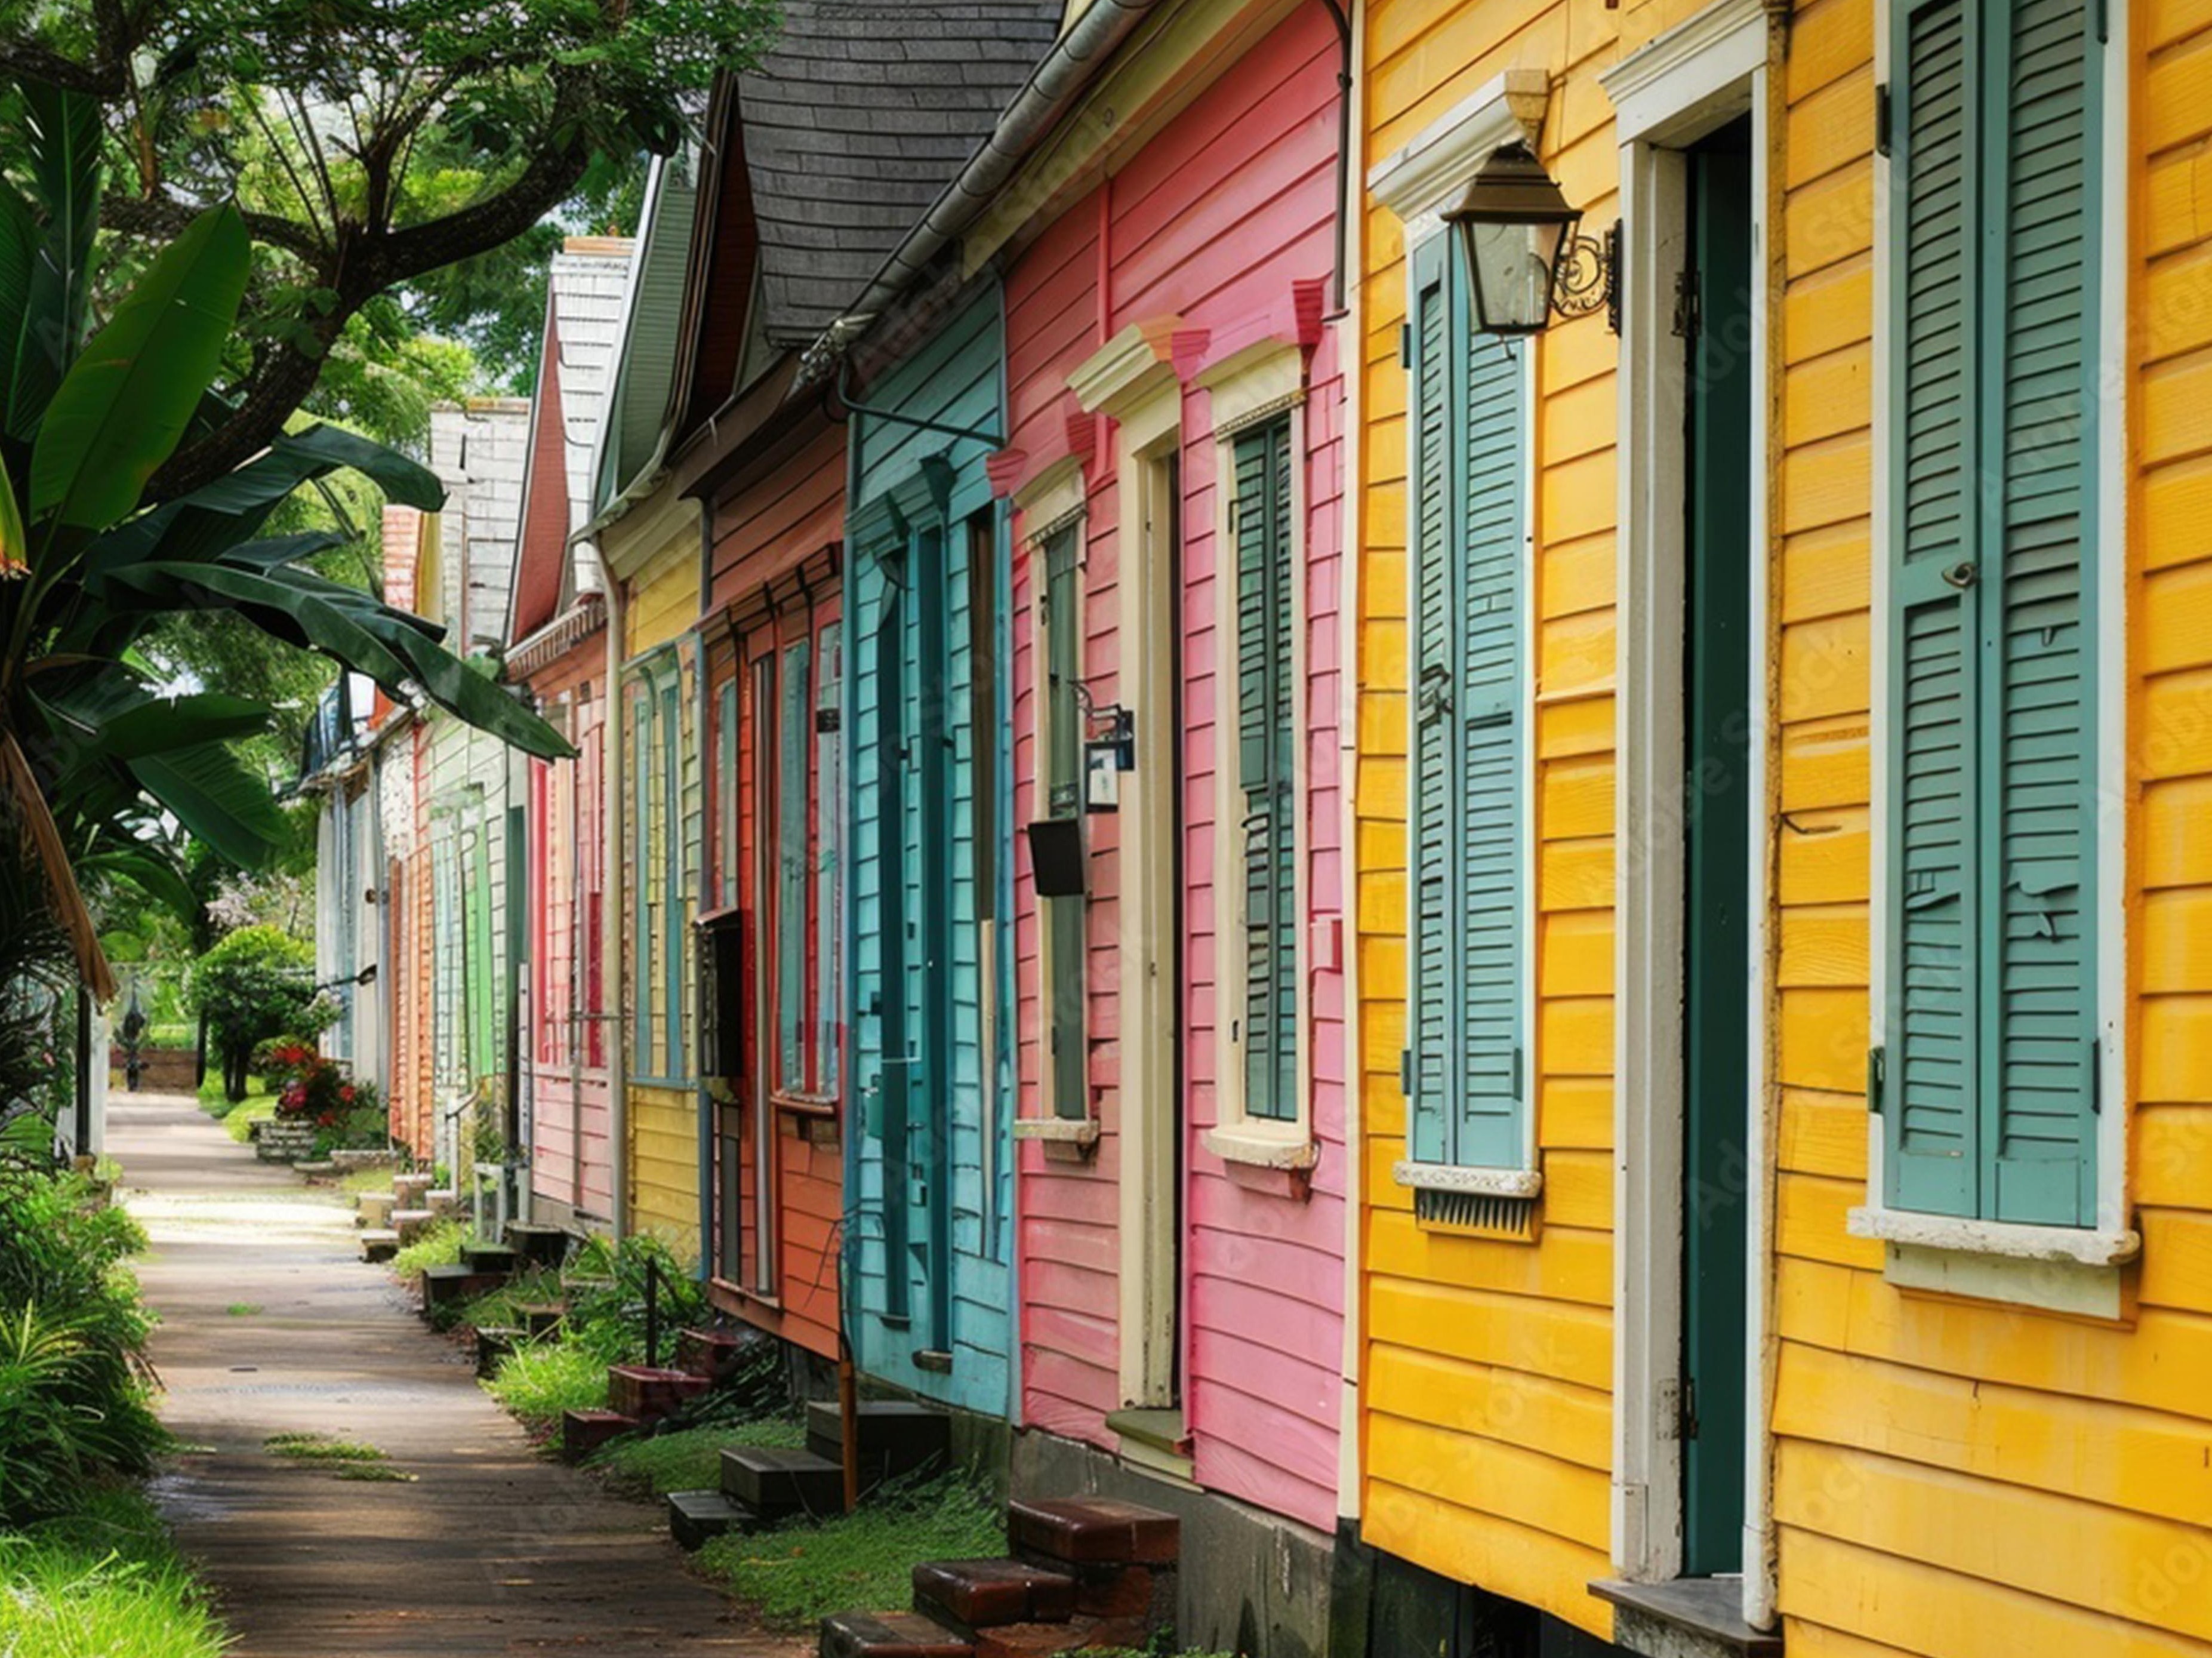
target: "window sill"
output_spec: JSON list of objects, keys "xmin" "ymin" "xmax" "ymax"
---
[
  {"xmin": 1392, "ymin": 1160, "xmax": 1542, "ymax": 1198},
  {"xmin": 1848, "ymin": 1206, "xmax": 2138, "ymax": 1319},
  {"xmin": 771, "ymin": 1091, "xmax": 837, "ymax": 1118},
  {"xmin": 1013, "ymin": 1117, "xmax": 1100, "ymax": 1149},
  {"xmin": 1201, "ymin": 1124, "xmax": 1318, "ymax": 1171},
  {"xmin": 1845, "ymin": 1206, "xmax": 2139, "ymax": 1266}
]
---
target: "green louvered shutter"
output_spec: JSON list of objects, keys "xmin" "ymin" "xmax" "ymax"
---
[
  {"xmin": 1455, "ymin": 308, "xmax": 1527, "ymax": 1169},
  {"xmin": 1044, "ymin": 528, "xmax": 1087, "ymax": 1119},
  {"xmin": 1235, "ymin": 417, "xmax": 1298, "ymax": 1120},
  {"xmin": 1886, "ymin": 0, "xmax": 2100, "ymax": 1223},
  {"xmin": 1406, "ymin": 241, "xmax": 1453, "ymax": 1164},
  {"xmin": 633, "ymin": 691, "xmax": 654, "ymax": 1076},
  {"xmin": 1986, "ymin": 0, "xmax": 2099, "ymax": 1225},
  {"xmin": 1886, "ymin": 0, "xmax": 1980, "ymax": 1217}
]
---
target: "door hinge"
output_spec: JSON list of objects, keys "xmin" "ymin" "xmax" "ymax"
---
[
  {"xmin": 1400, "ymin": 1048, "xmax": 1415, "ymax": 1096},
  {"xmin": 1671, "ymin": 267, "xmax": 1702, "ymax": 341},
  {"xmin": 1867, "ymin": 1044, "xmax": 1886, "ymax": 1115},
  {"xmin": 1875, "ymin": 83, "xmax": 1893, "ymax": 157},
  {"xmin": 1680, "ymin": 1377, "xmax": 1700, "ymax": 1442},
  {"xmin": 1400, "ymin": 323, "xmax": 1413, "ymax": 368}
]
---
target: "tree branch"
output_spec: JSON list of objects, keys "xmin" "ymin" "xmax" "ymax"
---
[{"xmin": 100, "ymin": 193, "xmax": 328, "ymax": 263}]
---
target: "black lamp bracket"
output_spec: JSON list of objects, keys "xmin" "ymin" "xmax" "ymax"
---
[{"xmin": 1554, "ymin": 220, "xmax": 1623, "ymax": 334}]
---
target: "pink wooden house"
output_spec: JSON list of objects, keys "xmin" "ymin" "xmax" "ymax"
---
[{"xmin": 988, "ymin": 0, "xmax": 1349, "ymax": 1628}]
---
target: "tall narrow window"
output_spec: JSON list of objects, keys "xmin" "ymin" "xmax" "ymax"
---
[
  {"xmin": 631, "ymin": 690, "xmax": 655, "ymax": 1078},
  {"xmin": 1881, "ymin": 0, "xmax": 2102, "ymax": 1225},
  {"xmin": 717, "ymin": 676, "xmax": 740, "ymax": 913},
  {"xmin": 815, "ymin": 619, "xmax": 843, "ymax": 1097},
  {"xmin": 777, "ymin": 636, "xmax": 814, "ymax": 1089},
  {"xmin": 1231, "ymin": 417, "xmax": 1299, "ymax": 1121},
  {"xmin": 1402, "ymin": 233, "xmax": 1529, "ymax": 1171},
  {"xmin": 660, "ymin": 676, "xmax": 685, "ymax": 1080}
]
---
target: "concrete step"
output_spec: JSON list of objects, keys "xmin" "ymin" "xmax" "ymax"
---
[
  {"xmin": 804, "ymin": 1398, "xmax": 950, "ymax": 1479},
  {"xmin": 818, "ymin": 1610, "xmax": 972, "ymax": 1658},
  {"xmin": 293, "ymin": 1159, "xmax": 337, "ymax": 1177},
  {"xmin": 463, "ymin": 1242, "xmax": 520, "ymax": 1276},
  {"xmin": 559, "ymin": 1407, "xmax": 633, "ymax": 1463},
  {"xmin": 911, "ymin": 1559, "xmax": 1074, "ymax": 1631},
  {"xmin": 354, "ymin": 1192, "xmax": 396, "ymax": 1228},
  {"xmin": 424, "ymin": 1188, "xmax": 460, "ymax": 1220},
  {"xmin": 504, "ymin": 1222, "xmax": 571, "ymax": 1269},
  {"xmin": 330, "ymin": 1149, "xmax": 398, "ymax": 1172},
  {"xmin": 390, "ymin": 1207, "xmax": 436, "ymax": 1244},
  {"xmin": 1006, "ymin": 1498, "xmax": 1179, "ymax": 1568},
  {"xmin": 721, "ymin": 1444, "xmax": 844, "ymax": 1516},
  {"xmin": 607, "ymin": 1364, "xmax": 710, "ymax": 1422},
  {"xmin": 666, "ymin": 1489, "xmax": 760, "ymax": 1552},
  {"xmin": 359, "ymin": 1229, "xmax": 399, "ymax": 1263},
  {"xmin": 392, "ymin": 1172, "xmax": 434, "ymax": 1204},
  {"xmin": 418, "ymin": 1263, "xmax": 504, "ymax": 1314}
]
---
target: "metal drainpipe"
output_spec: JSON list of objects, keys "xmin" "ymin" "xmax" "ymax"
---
[{"xmin": 600, "ymin": 543, "xmax": 630, "ymax": 1241}]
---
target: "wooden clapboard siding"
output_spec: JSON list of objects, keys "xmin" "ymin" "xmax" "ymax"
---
[
  {"xmin": 1757, "ymin": 0, "xmax": 2212, "ymax": 1651},
  {"xmin": 846, "ymin": 287, "xmax": 1015, "ymax": 1421},
  {"xmin": 998, "ymin": 0, "xmax": 1345, "ymax": 1536}
]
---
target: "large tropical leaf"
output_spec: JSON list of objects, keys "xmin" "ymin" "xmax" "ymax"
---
[
  {"xmin": 127, "ymin": 741, "xmax": 289, "ymax": 870},
  {"xmin": 95, "ymin": 693, "xmax": 273, "ymax": 759},
  {"xmin": 78, "ymin": 848, "xmax": 199, "ymax": 928},
  {"xmin": 0, "ymin": 454, "xmax": 23, "ymax": 576},
  {"xmin": 2, "ymin": 82, "xmax": 102, "ymax": 442},
  {"xmin": 29, "ymin": 204, "xmax": 250, "ymax": 532}
]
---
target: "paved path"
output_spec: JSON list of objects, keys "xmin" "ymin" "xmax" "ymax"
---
[{"xmin": 113, "ymin": 1091, "xmax": 798, "ymax": 1657}]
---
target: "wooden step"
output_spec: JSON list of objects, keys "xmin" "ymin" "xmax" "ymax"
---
[
  {"xmin": 607, "ymin": 1364, "xmax": 710, "ymax": 1422},
  {"xmin": 353, "ymin": 1192, "xmax": 396, "ymax": 1228},
  {"xmin": 392, "ymin": 1172, "xmax": 434, "ymax": 1204},
  {"xmin": 912, "ymin": 1559, "xmax": 1075, "ymax": 1631},
  {"xmin": 819, "ymin": 1610, "xmax": 972, "ymax": 1658},
  {"xmin": 463, "ymin": 1242, "xmax": 520, "ymax": 1276},
  {"xmin": 418, "ymin": 1263, "xmax": 504, "ymax": 1313},
  {"xmin": 389, "ymin": 1207, "xmax": 436, "ymax": 1244},
  {"xmin": 804, "ymin": 1398, "xmax": 950, "ymax": 1478},
  {"xmin": 504, "ymin": 1222, "xmax": 571, "ymax": 1269},
  {"xmin": 475, "ymin": 1325, "xmax": 522, "ymax": 1379},
  {"xmin": 513, "ymin": 1301, "xmax": 565, "ymax": 1339},
  {"xmin": 424, "ymin": 1188, "xmax": 460, "ymax": 1219},
  {"xmin": 559, "ymin": 1407, "xmax": 632, "ymax": 1463},
  {"xmin": 1006, "ymin": 1497, "xmax": 1179, "ymax": 1568},
  {"xmin": 721, "ymin": 1444, "xmax": 844, "ymax": 1516},
  {"xmin": 359, "ymin": 1229, "xmax": 399, "ymax": 1263},
  {"xmin": 666, "ymin": 1489, "xmax": 759, "ymax": 1552}
]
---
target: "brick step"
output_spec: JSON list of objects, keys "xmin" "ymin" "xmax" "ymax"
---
[
  {"xmin": 512, "ymin": 1300, "xmax": 565, "ymax": 1338},
  {"xmin": 666, "ymin": 1489, "xmax": 762, "ymax": 1552},
  {"xmin": 608, "ymin": 1364, "xmax": 710, "ymax": 1422},
  {"xmin": 560, "ymin": 1407, "xmax": 632, "ymax": 1463},
  {"xmin": 463, "ymin": 1242, "xmax": 520, "ymax": 1275},
  {"xmin": 359, "ymin": 1228, "xmax": 399, "ymax": 1263},
  {"xmin": 722, "ymin": 1444, "xmax": 845, "ymax": 1516},
  {"xmin": 389, "ymin": 1207, "xmax": 436, "ymax": 1244},
  {"xmin": 418, "ymin": 1263, "xmax": 506, "ymax": 1315},
  {"xmin": 353, "ymin": 1192, "xmax": 396, "ymax": 1228},
  {"xmin": 674, "ymin": 1326, "xmax": 751, "ymax": 1383},
  {"xmin": 912, "ymin": 1559, "xmax": 1074, "ymax": 1631},
  {"xmin": 969, "ymin": 1617, "xmax": 1156, "ymax": 1658},
  {"xmin": 820, "ymin": 1610, "xmax": 972, "ymax": 1658},
  {"xmin": 504, "ymin": 1222, "xmax": 571, "ymax": 1269},
  {"xmin": 1006, "ymin": 1497, "xmax": 1179, "ymax": 1569},
  {"xmin": 805, "ymin": 1399, "xmax": 950, "ymax": 1480}
]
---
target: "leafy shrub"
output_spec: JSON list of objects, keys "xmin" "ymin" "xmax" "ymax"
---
[
  {"xmin": 391, "ymin": 1220, "xmax": 468, "ymax": 1277},
  {"xmin": 562, "ymin": 1233, "xmax": 706, "ymax": 1360},
  {"xmin": 483, "ymin": 1341, "xmax": 608, "ymax": 1426},
  {"xmin": 258, "ymin": 1044, "xmax": 388, "ymax": 1157},
  {"xmin": 0, "ymin": 1485, "xmax": 227, "ymax": 1658},
  {"xmin": 0, "ymin": 1168, "xmax": 169, "ymax": 1524},
  {"xmin": 187, "ymin": 927, "xmax": 332, "ymax": 1103}
]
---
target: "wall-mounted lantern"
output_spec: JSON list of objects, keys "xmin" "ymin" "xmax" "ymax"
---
[{"xmin": 1443, "ymin": 142, "xmax": 1621, "ymax": 336}]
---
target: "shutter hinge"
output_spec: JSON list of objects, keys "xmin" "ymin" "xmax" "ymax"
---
[
  {"xmin": 1875, "ymin": 82, "xmax": 1892, "ymax": 158},
  {"xmin": 1671, "ymin": 268, "xmax": 1702, "ymax": 342},
  {"xmin": 1867, "ymin": 1044, "xmax": 1886, "ymax": 1115},
  {"xmin": 2090, "ymin": 1037, "xmax": 2102, "ymax": 1115},
  {"xmin": 1512, "ymin": 1044, "xmax": 1525, "ymax": 1101},
  {"xmin": 1399, "ymin": 323, "xmax": 1413, "ymax": 368},
  {"xmin": 1400, "ymin": 1047, "xmax": 1415, "ymax": 1096}
]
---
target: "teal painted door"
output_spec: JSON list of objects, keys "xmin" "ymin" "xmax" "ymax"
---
[
  {"xmin": 871, "ymin": 568, "xmax": 913, "ymax": 1327},
  {"xmin": 913, "ymin": 524, "xmax": 956, "ymax": 1357},
  {"xmin": 1681, "ymin": 118, "xmax": 1753, "ymax": 1580}
]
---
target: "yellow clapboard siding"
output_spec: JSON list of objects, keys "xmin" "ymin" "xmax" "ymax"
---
[
  {"xmin": 2143, "ymin": 555, "xmax": 2212, "ymax": 676},
  {"xmin": 2142, "ymin": 242, "xmax": 2212, "ymax": 367},
  {"xmin": 1777, "ymin": 1623, "xmax": 1923, "ymax": 1658},
  {"xmin": 1536, "ymin": 692, "xmax": 1615, "ymax": 759},
  {"xmin": 1366, "ymin": 1344, "xmax": 1612, "ymax": 1472},
  {"xmin": 1777, "ymin": 986, "xmax": 1870, "ymax": 1096},
  {"xmin": 1367, "ymin": 1412, "xmax": 1612, "ymax": 1552},
  {"xmin": 1365, "ymin": 1276, "xmax": 1613, "ymax": 1392},
  {"xmin": 1360, "ymin": 1481, "xmax": 1615, "ymax": 1641},
  {"xmin": 1777, "ymin": 905, "xmax": 1870, "ymax": 988},
  {"xmin": 2138, "ymin": 666, "xmax": 2212, "ymax": 781},
  {"xmin": 1782, "ymin": 165, "xmax": 1872, "ymax": 281},
  {"xmin": 2142, "ymin": 23, "xmax": 2212, "ymax": 155},
  {"xmin": 1367, "ymin": 1209, "xmax": 1612, "ymax": 1307},
  {"xmin": 2140, "ymin": 888, "xmax": 2212, "ymax": 994},
  {"xmin": 1541, "ymin": 533, "xmax": 1615, "ymax": 620},
  {"xmin": 1781, "ymin": 521, "xmax": 1872, "ymax": 623},
  {"xmin": 1539, "ymin": 908, "xmax": 1613, "ymax": 998},
  {"xmin": 1539, "ymin": 606, "xmax": 1616, "ymax": 696},
  {"xmin": 2133, "ymin": 1207, "xmax": 2212, "ymax": 1316},
  {"xmin": 1776, "ymin": 810, "xmax": 1869, "ymax": 908},
  {"xmin": 1776, "ymin": 1440, "xmax": 2212, "ymax": 1644},
  {"xmin": 1772, "ymin": 1341, "xmax": 2212, "ymax": 1531},
  {"xmin": 1540, "ymin": 1076, "xmax": 1613, "ymax": 1152},
  {"xmin": 1782, "ymin": 252, "xmax": 1872, "ymax": 369},
  {"xmin": 1539, "ymin": 1148, "xmax": 1612, "ymax": 1232},
  {"xmin": 1783, "ymin": 344, "xmax": 1871, "ymax": 450},
  {"xmin": 1778, "ymin": 1528, "xmax": 2212, "ymax": 1658},
  {"xmin": 1781, "ymin": 430, "xmax": 1873, "ymax": 536},
  {"xmin": 1539, "ymin": 996, "xmax": 1613, "ymax": 1075},
  {"xmin": 2141, "ymin": 994, "xmax": 2212, "ymax": 1102},
  {"xmin": 1779, "ymin": 611, "xmax": 1870, "ymax": 723},
  {"xmin": 1778, "ymin": 1087, "xmax": 1869, "ymax": 1181},
  {"xmin": 1785, "ymin": 0, "xmax": 1874, "ymax": 103},
  {"xmin": 1776, "ymin": 1170, "xmax": 1883, "ymax": 1271},
  {"xmin": 2135, "ymin": 1105, "xmax": 2212, "ymax": 1204},
  {"xmin": 1779, "ymin": 714, "xmax": 1872, "ymax": 813},
  {"xmin": 1784, "ymin": 68, "xmax": 1874, "ymax": 192},
  {"xmin": 2142, "ymin": 456, "xmax": 2212, "ymax": 571},
  {"xmin": 1539, "ymin": 836, "xmax": 1613, "ymax": 912}
]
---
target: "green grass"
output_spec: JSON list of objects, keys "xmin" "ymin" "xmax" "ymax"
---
[
  {"xmin": 338, "ymin": 1166, "xmax": 399, "ymax": 1196},
  {"xmin": 224, "ymin": 1303, "xmax": 260, "ymax": 1316},
  {"xmin": 586, "ymin": 1418, "xmax": 806, "ymax": 1497},
  {"xmin": 332, "ymin": 1465, "xmax": 417, "ymax": 1484},
  {"xmin": 263, "ymin": 1433, "xmax": 387, "ymax": 1464},
  {"xmin": 482, "ymin": 1340, "xmax": 608, "ymax": 1426},
  {"xmin": 696, "ymin": 1471, "xmax": 1004, "ymax": 1631},
  {"xmin": 435, "ymin": 1266, "xmax": 564, "ymax": 1334},
  {"xmin": 0, "ymin": 1485, "xmax": 228, "ymax": 1658},
  {"xmin": 390, "ymin": 1220, "xmax": 468, "ymax": 1276},
  {"xmin": 221, "ymin": 1094, "xmax": 277, "ymax": 1143}
]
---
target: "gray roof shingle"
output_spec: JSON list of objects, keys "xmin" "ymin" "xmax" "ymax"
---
[{"xmin": 738, "ymin": 0, "xmax": 1062, "ymax": 346}]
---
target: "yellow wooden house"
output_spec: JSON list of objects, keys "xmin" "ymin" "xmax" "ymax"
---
[{"xmin": 1342, "ymin": 0, "xmax": 2212, "ymax": 1651}]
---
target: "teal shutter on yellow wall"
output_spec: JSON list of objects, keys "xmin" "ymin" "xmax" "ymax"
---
[
  {"xmin": 1402, "ymin": 233, "xmax": 1527, "ymax": 1170},
  {"xmin": 661, "ymin": 677, "xmax": 685, "ymax": 1079},
  {"xmin": 1886, "ymin": 0, "xmax": 2100, "ymax": 1225},
  {"xmin": 1234, "ymin": 416, "xmax": 1298, "ymax": 1121},
  {"xmin": 632, "ymin": 691, "xmax": 653, "ymax": 1078}
]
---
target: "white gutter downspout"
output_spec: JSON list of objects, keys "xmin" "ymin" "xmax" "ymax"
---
[{"xmin": 599, "ymin": 539, "xmax": 630, "ymax": 1241}]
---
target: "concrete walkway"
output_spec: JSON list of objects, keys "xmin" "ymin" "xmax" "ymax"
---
[{"xmin": 113, "ymin": 1091, "xmax": 799, "ymax": 1657}]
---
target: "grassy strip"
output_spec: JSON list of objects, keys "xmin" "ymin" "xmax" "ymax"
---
[
  {"xmin": 0, "ymin": 1486, "xmax": 227, "ymax": 1658},
  {"xmin": 696, "ymin": 1471, "xmax": 1004, "ymax": 1631},
  {"xmin": 391, "ymin": 1220, "xmax": 469, "ymax": 1277},
  {"xmin": 264, "ymin": 1433, "xmax": 387, "ymax": 1464},
  {"xmin": 483, "ymin": 1340, "xmax": 609, "ymax": 1427},
  {"xmin": 586, "ymin": 1419, "xmax": 806, "ymax": 1497}
]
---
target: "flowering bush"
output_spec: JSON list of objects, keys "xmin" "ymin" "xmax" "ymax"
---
[{"xmin": 263, "ymin": 1047, "xmax": 387, "ymax": 1155}]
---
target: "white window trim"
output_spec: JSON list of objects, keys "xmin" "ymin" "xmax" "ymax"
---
[
  {"xmin": 1599, "ymin": 0, "xmax": 1775, "ymax": 1620},
  {"xmin": 1856, "ymin": 0, "xmax": 2133, "ymax": 1275},
  {"xmin": 1199, "ymin": 339, "xmax": 1318, "ymax": 1171},
  {"xmin": 1379, "ymin": 174, "xmax": 1543, "ymax": 1195}
]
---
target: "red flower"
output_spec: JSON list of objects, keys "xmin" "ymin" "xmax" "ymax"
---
[{"xmin": 339, "ymin": 1085, "xmax": 356, "ymax": 1103}]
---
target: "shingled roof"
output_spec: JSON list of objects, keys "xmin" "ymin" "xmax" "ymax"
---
[{"xmin": 737, "ymin": 0, "xmax": 1063, "ymax": 348}]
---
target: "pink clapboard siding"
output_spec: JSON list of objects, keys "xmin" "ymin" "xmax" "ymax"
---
[{"xmin": 1004, "ymin": 4, "xmax": 1345, "ymax": 1536}]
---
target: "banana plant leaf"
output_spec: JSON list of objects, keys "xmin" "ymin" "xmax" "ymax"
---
[
  {"xmin": 94, "ymin": 693, "xmax": 273, "ymax": 759},
  {"xmin": 2, "ymin": 81, "xmax": 101, "ymax": 442},
  {"xmin": 29, "ymin": 203, "xmax": 249, "ymax": 533},
  {"xmin": 78, "ymin": 847, "xmax": 199, "ymax": 927},
  {"xmin": 0, "ymin": 454, "xmax": 23, "ymax": 574},
  {"xmin": 127, "ymin": 740, "xmax": 289, "ymax": 869}
]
